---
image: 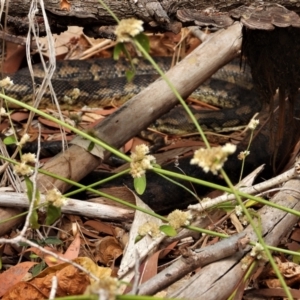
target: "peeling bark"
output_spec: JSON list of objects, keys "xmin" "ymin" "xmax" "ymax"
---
[{"xmin": 4, "ymin": 0, "xmax": 300, "ymax": 37}]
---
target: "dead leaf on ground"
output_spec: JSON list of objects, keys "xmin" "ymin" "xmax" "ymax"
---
[
  {"xmin": 95, "ymin": 236, "xmax": 123, "ymax": 266},
  {"xmin": 10, "ymin": 111, "xmax": 30, "ymax": 122},
  {"xmin": 2, "ymin": 257, "xmax": 112, "ymax": 299},
  {"xmin": 37, "ymin": 117, "xmax": 72, "ymax": 133},
  {"xmin": 27, "ymin": 264, "xmax": 90, "ymax": 297},
  {"xmin": 3, "ymin": 42, "xmax": 26, "ymax": 73},
  {"xmin": 0, "ymin": 261, "xmax": 37, "ymax": 297},
  {"xmin": 2, "ymin": 281, "xmax": 47, "ymax": 300},
  {"xmin": 290, "ymin": 227, "xmax": 300, "ymax": 242},
  {"xmin": 139, "ymin": 241, "xmax": 178, "ymax": 286},
  {"xmin": 84, "ymin": 220, "xmax": 116, "ymax": 236},
  {"xmin": 62, "ymin": 232, "xmax": 81, "ymax": 261}
]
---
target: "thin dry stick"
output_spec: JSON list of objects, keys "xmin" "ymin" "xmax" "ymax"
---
[
  {"xmin": 25, "ymin": 0, "xmax": 68, "ymax": 149},
  {"xmin": 18, "ymin": 124, "xmax": 42, "ymax": 237},
  {"xmin": 188, "ymin": 167, "xmax": 297, "ymax": 212}
]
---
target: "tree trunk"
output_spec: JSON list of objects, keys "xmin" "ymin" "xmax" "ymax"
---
[{"xmin": 4, "ymin": 0, "xmax": 300, "ymax": 37}]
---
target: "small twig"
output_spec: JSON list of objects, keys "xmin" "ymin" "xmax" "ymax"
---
[
  {"xmin": 188, "ymin": 167, "xmax": 297, "ymax": 212},
  {"xmin": 49, "ymin": 276, "xmax": 58, "ymax": 300}
]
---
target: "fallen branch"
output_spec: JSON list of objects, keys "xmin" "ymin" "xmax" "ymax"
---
[
  {"xmin": 0, "ymin": 193, "xmax": 134, "ymax": 221},
  {"xmin": 134, "ymin": 232, "xmax": 249, "ymax": 295}
]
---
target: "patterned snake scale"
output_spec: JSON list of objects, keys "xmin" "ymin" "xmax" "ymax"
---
[{"xmin": 2, "ymin": 57, "xmax": 261, "ymax": 135}]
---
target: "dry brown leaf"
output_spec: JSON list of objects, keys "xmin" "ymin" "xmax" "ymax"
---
[
  {"xmin": 2, "ymin": 281, "xmax": 47, "ymax": 300},
  {"xmin": 122, "ymin": 138, "xmax": 133, "ymax": 153},
  {"xmin": 80, "ymin": 227, "xmax": 104, "ymax": 239},
  {"xmin": 63, "ymin": 232, "xmax": 81, "ymax": 261},
  {"xmin": 0, "ymin": 262, "xmax": 37, "ymax": 297},
  {"xmin": 37, "ymin": 117, "xmax": 72, "ymax": 133},
  {"xmin": 95, "ymin": 236, "xmax": 123, "ymax": 266},
  {"xmin": 10, "ymin": 112, "xmax": 30, "ymax": 122},
  {"xmin": 290, "ymin": 228, "xmax": 300, "ymax": 242},
  {"xmin": 84, "ymin": 220, "xmax": 116, "ymax": 236},
  {"xmin": 30, "ymin": 264, "xmax": 90, "ymax": 297},
  {"xmin": 123, "ymin": 241, "xmax": 179, "ymax": 293},
  {"xmin": 2, "ymin": 42, "xmax": 26, "ymax": 73},
  {"xmin": 0, "ymin": 119, "xmax": 9, "ymax": 132},
  {"xmin": 4, "ymin": 256, "xmax": 110, "ymax": 299}
]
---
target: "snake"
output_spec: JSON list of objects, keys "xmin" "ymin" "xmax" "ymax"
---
[{"xmin": 1, "ymin": 57, "xmax": 260, "ymax": 136}]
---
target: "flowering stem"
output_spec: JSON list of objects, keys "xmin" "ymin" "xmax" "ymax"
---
[
  {"xmin": 63, "ymin": 168, "xmax": 131, "ymax": 197},
  {"xmin": 0, "ymin": 154, "xmax": 168, "ymax": 221},
  {"xmin": 238, "ymin": 129, "xmax": 254, "ymax": 182},
  {"xmin": 98, "ymin": 0, "xmax": 120, "ymax": 23},
  {"xmin": 153, "ymin": 167, "xmax": 300, "ymax": 217},
  {"xmin": 133, "ymin": 39, "xmax": 211, "ymax": 149},
  {"xmin": 185, "ymin": 225, "xmax": 228, "ymax": 238},
  {"xmin": 220, "ymin": 169, "xmax": 292, "ymax": 299},
  {"xmin": 0, "ymin": 93, "xmax": 131, "ymax": 162},
  {"xmin": 157, "ymin": 173, "xmax": 201, "ymax": 202}
]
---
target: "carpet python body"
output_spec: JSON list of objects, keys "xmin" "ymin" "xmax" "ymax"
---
[{"xmin": 1, "ymin": 57, "xmax": 260, "ymax": 135}]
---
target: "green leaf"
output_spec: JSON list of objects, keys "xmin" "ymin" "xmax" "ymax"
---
[
  {"xmin": 159, "ymin": 225, "xmax": 177, "ymax": 237},
  {"xmin": 135, "ymin": 33, "xmax": 150, "ymax": 53},
  {"xmin": 113, "ymin": 43, "xmax": 126, "ymax": 60},
  {"xmin": 134, "ymin": 235, "xmax": 144, "ymax": 244},
  {"xmin": 44, "ymin": 237, "xmax": 63, "ymax": 245},
  {"xmin": 24, "ymin": 176, "xmax": 40, "ymax": 203},
  {"xmin": 134, "ymin": 174, "xmax": 146, "ymax": 195},
  {"xmin": 3, "ymin": 135, "xmax": 17, "ymax": 145},
  {"xmin": 125, "ymin": 69, "xmax": 135, "ymax": 82},
  {"xmin": 87, "ymin": 141, "xmax": 95, "ymax": 152},
  {"xmin": 30, "ymin": 209, "xmax": 40, "ymax": 229},
  {"xmin": 45, "ymin": 204, "xmax": 61, "ymax": 225},
  {"xmin": 24, "ymin": 177, "xmax": 40, "ymax": 229},
  {"xmin": 31, "ymin": 261, "xmax": 46, "ymax": 277},
  {"xmin": 24, "ymin": 176, "xmax": 34, "ymax": 202}
]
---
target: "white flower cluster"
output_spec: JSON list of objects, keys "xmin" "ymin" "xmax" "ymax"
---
[
  {"xmin": 46, "ymin": 188, "xmax": 67, "ymax": 208},
  {"xmin": 250, "ymin": 242, "xmax": 267, "ymax": 261},
  {"xmin": 16, "ymin": 133, "xmax": 30, "ymax": 148},
  {"xmin": 13, "ymin": 152, "xmax": 37, "ymax": 176},
  {"xmin": 0, "ymin": 107, "xmax": 8, "ymax": 116},
  {"xmin": 130, "ymin": 144, "xmax": 156, "ymax": 178},
  {"xmin": 235, "ymin": 205, "xmax": 243, "ymax": 217},
  {"xmin": 84, "ymin": 277, "xmax": 119, "ymax": 300},
  {"xmin": 167, "ymin": 209, "xmax": 193, "ymax": 230},
  {"xmin": 138, "ymin": 221, "xmax": 161, "ymax": 238},
  {"xmin": 248, "ymin": 118, "xmax": 259, "ymax": 130},
  {"xmin": 0, "ymin": 76, "xmax": 13, "ymax": 88},
  {"xmin": 190, "ymin": 143, "xmax": 236, "ymax": 175},
  {"xmin": 115, "ymin": 18, "xmax": 144, "ymax": 42},
  {"xmin": 238, "ymin": 150, "xmax": 250, "ymax": 160}
]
